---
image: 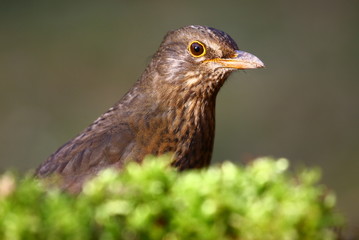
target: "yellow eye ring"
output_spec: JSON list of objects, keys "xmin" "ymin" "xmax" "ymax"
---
[{"xmin": 188, "ymin": 41, "xmax": 206, "ymax": 57}]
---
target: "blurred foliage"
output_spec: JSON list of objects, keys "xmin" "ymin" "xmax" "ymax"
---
[{"xmin": 0, "ymin": 157, "xmax": 341, "ymax": 240}]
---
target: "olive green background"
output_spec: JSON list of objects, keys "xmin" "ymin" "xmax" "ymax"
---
[{"xmin": 0, "ymin": 0, "xmax": 358, "ymax": 235}]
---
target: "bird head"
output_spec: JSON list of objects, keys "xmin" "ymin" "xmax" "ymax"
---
[{"xmin": 146, "ymin": 25, "xmax": 264, "ymax": 96}]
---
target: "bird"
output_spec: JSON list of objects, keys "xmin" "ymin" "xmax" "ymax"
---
[{"xmin": 35, "ymin": 25, "xmax": 264, "ymax": 192}]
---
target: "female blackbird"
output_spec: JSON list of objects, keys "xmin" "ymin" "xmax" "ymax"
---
[{"xmin": 35, "ymin": 25, "xmax": 264, "ymax": 192}]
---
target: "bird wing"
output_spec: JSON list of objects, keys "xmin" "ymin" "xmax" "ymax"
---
[{"xmin": 35, "ymin": 122, "xmax": 136, "ymax": 180}]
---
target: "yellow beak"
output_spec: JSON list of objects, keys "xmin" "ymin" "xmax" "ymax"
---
[{"xmin": 207, "ymin": 50, "xmax": 265, "ymax": 69}]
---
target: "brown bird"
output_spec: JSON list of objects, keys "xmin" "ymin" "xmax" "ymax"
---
[{"xmin": 35, "ymin": 25, "xmax": 264, "ymax": 192}]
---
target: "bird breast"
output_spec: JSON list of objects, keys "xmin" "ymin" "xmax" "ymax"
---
[{"xmin": 135, "ymin": 87, "xmax": 217, "ymax": 169}]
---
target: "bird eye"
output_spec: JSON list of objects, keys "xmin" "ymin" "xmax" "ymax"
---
[{"xmin": 188, "ymin": 41, "xmax": 206, "ymax": 57}]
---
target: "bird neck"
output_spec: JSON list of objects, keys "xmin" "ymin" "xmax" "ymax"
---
[
  {"xmin": 131, "ymin": 68, "xmax": 227, "ymax": 140},
  {"xmin": 159, "ymin": 84, "xmax": 215, "ymax": 122}
]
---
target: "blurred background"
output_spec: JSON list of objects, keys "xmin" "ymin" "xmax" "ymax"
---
[{"xmin": 0, "ymin": 0, "xmax": 358, "ymax": 236}]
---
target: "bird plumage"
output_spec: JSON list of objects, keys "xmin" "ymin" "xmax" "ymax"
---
[{"xmin": 35, "ymin": 25, "xmax": 264, "ymax": 192}]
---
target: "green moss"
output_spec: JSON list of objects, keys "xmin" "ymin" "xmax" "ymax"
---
[{"xmin": 0, "ymin": 157, "xmax": 341, "ymax": 240}]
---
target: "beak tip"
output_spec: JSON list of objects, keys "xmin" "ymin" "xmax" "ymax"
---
[
  {"xmin": 248, "ymin": 55, "xmax": 265, "ymax": 69},
  {"xmin": 257, "ymin": 60, "xmax": 265, "ymax": 69},
  {"xmin": 233, "ymin": 50, "xmax": 265, "ymax": 70}
]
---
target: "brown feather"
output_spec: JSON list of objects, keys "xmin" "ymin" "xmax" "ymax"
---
[{"xmin": 35, "ymin": 25, "xmax": 263, "ymax": 192}]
